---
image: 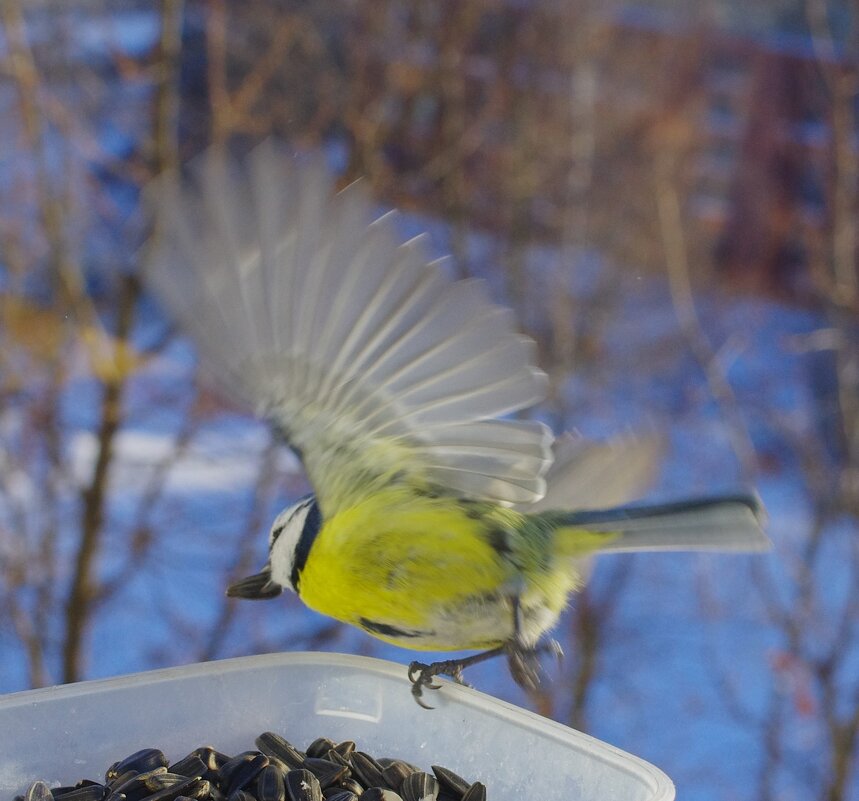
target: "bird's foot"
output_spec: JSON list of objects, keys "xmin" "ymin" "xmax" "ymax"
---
[
  {"xmin": 408, "ymin": 648, "xmax": 504, "ymax": 709},
  {"xmin": 406, "ymin": 639, "xmax": 562, "ymax": 707},
  {"xmin": 504, "ymin": 638, "xmax": 564, "ymax": 691}
]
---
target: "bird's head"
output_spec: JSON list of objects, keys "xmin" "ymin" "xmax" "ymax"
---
[{"xmin": 226, "ymin": 494, "xmax": 321, "ymax": 599}]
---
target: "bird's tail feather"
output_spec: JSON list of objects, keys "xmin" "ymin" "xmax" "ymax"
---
[{"xmin": 554, "ymin": 494, "xmax": 769, "ymax": 554}]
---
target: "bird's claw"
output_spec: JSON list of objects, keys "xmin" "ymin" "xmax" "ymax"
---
[
  {"xmin": 408, "ymin": 659, "xmax": 473, "ymax": 709},
  {"xmin": 505, "ymin": 638, "xmax": 564, "ymax": 691},
  {"xmin": 409, "ymin": 661, "xmax": 442, "ymax": 709}
]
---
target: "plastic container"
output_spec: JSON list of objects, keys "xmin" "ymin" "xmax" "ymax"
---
[{"xmin": 0, "ymin": 652, "xmax": 674, "ymax": 801}]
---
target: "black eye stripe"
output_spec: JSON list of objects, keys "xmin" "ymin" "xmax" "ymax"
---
[{"xmin": 270, "ymin": 524, "xmax": 285, "ymax": 544}]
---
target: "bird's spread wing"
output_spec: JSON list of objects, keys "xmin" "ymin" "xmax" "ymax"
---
[{"xmin": 144, "ymin": 142, "xmax": 553, "ymax": 515}]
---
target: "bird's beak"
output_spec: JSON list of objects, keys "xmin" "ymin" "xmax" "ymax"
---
[{"xmin": 226, "ymin": 567, "xmax": 283, "ymax": 599}]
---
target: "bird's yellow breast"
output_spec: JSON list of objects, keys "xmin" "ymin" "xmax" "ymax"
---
[{"xmin": 296, "ymin": 488, "xmax": 517, "ymax": 645}]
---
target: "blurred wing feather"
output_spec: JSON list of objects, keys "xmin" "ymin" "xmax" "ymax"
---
[
  {"xmin": 526, "ymin": 431, "xmax": 665, "ymax": 512},
  {"xmin": 144, "ymin": 142, "xmax": 552, "ymax": 514}
]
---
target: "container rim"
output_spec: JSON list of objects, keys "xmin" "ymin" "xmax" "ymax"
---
[{"xmin": 0, "ymin": 652, "xmax": 675, "ymax": 801}]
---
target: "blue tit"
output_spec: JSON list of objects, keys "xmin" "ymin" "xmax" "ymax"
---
[{"xmin": 144, "ymin": 142, "xmax": 768, "ymax": 706}]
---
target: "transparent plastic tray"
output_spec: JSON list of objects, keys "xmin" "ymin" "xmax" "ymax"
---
[{"xmin": 0, "ymin": 652, "xmax": 674, "ymax": 801}]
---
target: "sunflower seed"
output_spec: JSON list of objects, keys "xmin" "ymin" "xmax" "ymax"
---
[
  {"xmin": 15, "ymin": 730, "xmax": 484, "ymax": 801},
  {"xmin": 336, "ymin": 779, "xmax": 364, "ymax": 797},
  {"xmin": 217, "ymin": 753, "xmax": 259, "ymax": 788},
  {"xmin": 145, "ymin": 773, "xmax": 190, "ymax": 792},
  {"xmin": 193, "ymin": 748, "xmax": 229, "ymax": 774},
  {"xmin": 25, "ymin": 782, "xmax": 54, "ymax": 801},
  {"xmin": 400, "ymin": 772, "xmax": 439, "ymax": 801},
  {"xmin": 430, "ymin": 767, "xmax": 469, "ymax": 798},
  {"xmin": 109, "ymin": 751, "xmax": 169, "ymax": 781},
  {"xmin": 51, "ymin": 785, "xmax": 105, "ymax": 801},
  {"xmin": 460, "ymin": 784, "xmax": 486, "ymax": 801},
  {"xmin": 350, "ymin": 753, "xmax": 384, "ymax": 789},
  {"xmin": 284, "ymin": 770, "xmax": 322, "ymax": 801},
  {"xmin": 381, "ymin": 762, "xmax": 415, "ymax": 791},
  {"xmin": 168, "ymin": 755, "xmax": 207, "ymax": 779},
  {"xmin": 361, "ymin": 790, "xmax": 402, "ymax": 801},
  {"xmin": 187, "ymin": 780, "xmax": 212, "ymax": 801},
  {"xmin": 107, "ymin": 773, "xmax": 138, "ymax": 793},
  {"xmin": 147, "ymin": 778, "xmax": 207, "ymax": 801},
  {"xmin": 332, "ymin": 742, "xmax": 355, "ymax": 759},
  {"xmin": 305, "ymin": 739, "xmax": 336, "ymax": 760},
  {"xmin": 323, "ymin": 750, "xmax": 351, "ymax": 770},
  {"xmin": 108, "ymin": 773, "xmax": 152, "ymax": 801},
  {"xmin": 255, "ymin": 734, "xmax": 305, "ymax": 771},
  {"xmin": 256, "ymin": 765, "xmax": 285, "ymax": 801},
  {"xmin": 224, "ymin": 754, "xmax": 269, "ymax": 796},
  {"xmin": 226, "ymin": 791, "xmax": 255, "ymax": 801},
  {"xmin": 302, "ymin": 758, "xmax": 349, "ymax": 790},
  {"xmin": 321, "ymin": 792, "xmax": 357, "ymax": 801}
]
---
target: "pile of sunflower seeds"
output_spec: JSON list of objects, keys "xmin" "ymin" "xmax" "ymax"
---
[{"xmin": 13, "ymin": 732, "xmax": 487, "ymax": 801}]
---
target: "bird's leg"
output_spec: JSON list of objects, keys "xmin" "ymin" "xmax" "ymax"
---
[
  {"xmin": 504, "ymin": 595, "xmax": 564, "ymax": 691},
  {"xmin": 408, "ymin": 596, "xmax": 564, "ymax": 708},
  {"xmin": 409, "ymin": 647, "xmax": 506, "ymax": 709}
]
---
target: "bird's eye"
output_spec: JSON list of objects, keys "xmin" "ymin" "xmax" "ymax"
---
[{"xmin": 270, "ymin": 524, "xmax": 285, "ymax": 545}]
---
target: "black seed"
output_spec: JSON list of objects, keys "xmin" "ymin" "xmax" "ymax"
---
[
  {"xmin": 256, "ymin": 765, "xmax": 285, "ymax": 801},
  {"xmin": 302, "ymin": 758, "xmax": 348, "ymax": 790},
  {"xmin": 350, "ymin": 753, "xmax": 384, "ymax": 790},
  {"xmin": 224, "ymin": 754, "xmax": 269, "ymax": 796},
  {"xmin": 284, "ymin": 770, "xmax": 322, "ymax": 801},
  {"xmin": 52, "ymin": 785, "xmax": 105, "ymax": 801},
  {"xmin": 255, "ymin": 734, "xmax": 305, "ymax": 770},
  {"xmin": 337, "ymin": 779, "xmax": 363, "ymax": 797},
  {"xmin": 361, "ymin": 790, "xmax": 402, "ymax": 801},
  {"xmin": 460, "ymin": 783, "xmax": 486, "ymax": 801},
  {"xmin": 323, "ymin": 750, "xmax": 350, "ymax": 770},
  {"xmin": 332, "ymin": 742, "xmax": 355, "ymax": 759},
  {"xmin": 144, "ymin": 777, "xmax": 206, "ymax": 801},
  {"xmin": 217, "ymin": 753, "xmax": 259, "ymax": 788},
  {"xmin": 400, "ymin": 772, "xmax": 439, "ymax": 801},
  {"xmin": 25, "ymin": 781, "xmax": 54, "ymax": 801},
  {"xmin": 193, "ymin": 749, "xmax": 229, "ymax": 773},
  {"xmin": 321, "ymin": 792, "xmax": 357, "ymax": 801},
  {"xmin": 305, "ymin": 739, "xmax": 336, "ymax": 760},
  {"xmin": 376, "ymin": 760, "xmax": 418, "ymax": 772},
  {"xmin": 431, "ymin": 767, "xmax": 470, "ymax": 799},
  {"xmin": 111, "ymin": 751, "xmax": 169, "ymax": 781},
  {"xmin": 169, "ymin": 756, "xmax": 207, "ymax": 779},
  {"xmin": 145, "ymin": 773, "xmax": 190, "ymax": 792},
  {"xmin": 108, "ymin": 773, "xmax": 138, "ymax": 793},
  {"xmin": 208, "ymin": 785, "xmax": 226, "ymax": 801},
  {"xmin": 381, "ymin": 762, "xmax": 415, "ymax": 792},
  {"xmin": 108, "ymin": 775, "xmax": 147, "ymax": 801},
  {"xmin": 187, "ymin": 780, "xmax": 212, "ymax": 801},
  {"xmin": 226, "ymin": 791, "xmax": 255, "ymax": 801},
  {"xmin": 13, "ymin": 732, "xmax": 482, "ymax": 801}
]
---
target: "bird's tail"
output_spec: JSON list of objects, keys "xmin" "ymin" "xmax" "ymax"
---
[{"xmin": 552, "ymin": 494, "xmax": 769, "ymax": 555}]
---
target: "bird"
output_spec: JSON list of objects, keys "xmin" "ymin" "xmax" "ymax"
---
[{"xmin": 143, "ymin": 141, "xmax": 769, "ymax": 707}]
